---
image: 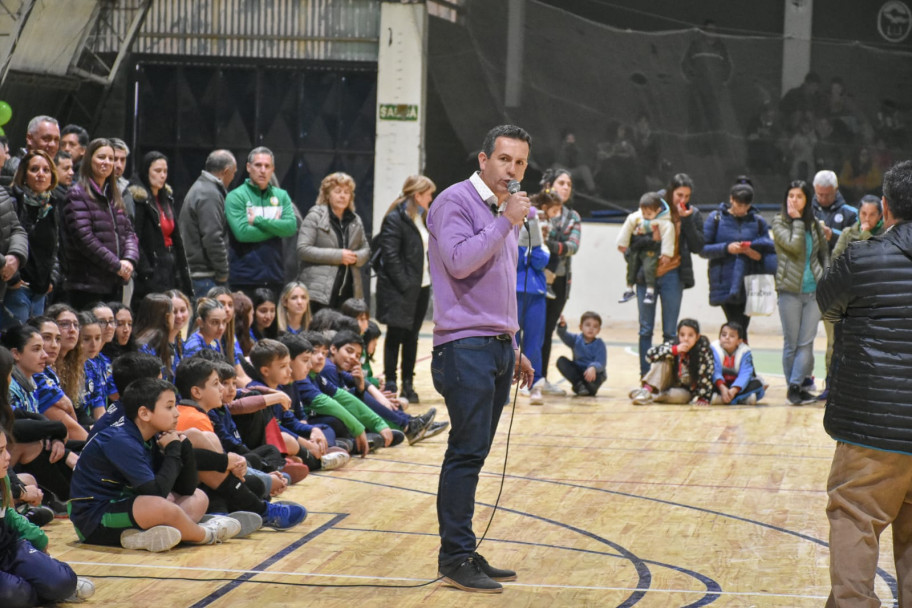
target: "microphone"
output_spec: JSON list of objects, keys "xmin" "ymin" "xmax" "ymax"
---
[{"xmin": 507, "ymin": 180, "xmax": 528, "ymax": 229}]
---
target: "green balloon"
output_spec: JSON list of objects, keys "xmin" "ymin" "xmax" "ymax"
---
[
  {"xmin": 0, "ymin": 127, "xmax": 4, "ymax": 136},
  {"xmin": 0, "ymin": 101, "xmax": 11, "ymax": 126}
]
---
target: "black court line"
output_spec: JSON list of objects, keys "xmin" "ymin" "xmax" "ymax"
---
[
  {"xmin": 188, "ymin": 513, "xmax": 348, "ymax": 608},
  {"xmin": 322, "ymin": 457, "xmax": 899, "ymax": 603},
  {"xmin": 323, "ymin": 475, "xmax": 724, "ymax": 607}
]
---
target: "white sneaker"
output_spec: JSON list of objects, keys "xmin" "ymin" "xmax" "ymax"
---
[
  {"xmin": 529, "ymin": 386, "xmax": 544, "ymax": 405},
  {"xmin": 710, "ymin": 393, "xmax": 723, "ymax": 405},
  {"xmin": 320, "ymin": 451, "xmax": 350, "ymax": 471},
  {"xmin": 519, "ymin": 387, "xmax": 530, "ymax": 397},
  {"xmin": 120, "ymin": 525, "xmax": 182, "ymax": 552},
  {"xmin": 631, "ymin": 388, "xmax": 654, "ymax": 405},
  {"xmin": 201, "ymin": 511, "xmax": 263, "ymax": 538},
  {"xmin": 198, "ymin": 515, "xmax": 242, "ymax": 544},
  {"xmin": 65, "ymin": 577, "xmax": 95, "ymax": 602},
  {"xmin": 745, "ymin": 393, "xmax": 758, "ymax": 405},
  {"xmin": 542, "ymin": 380, "xmax": 567, "ymax": 396}
]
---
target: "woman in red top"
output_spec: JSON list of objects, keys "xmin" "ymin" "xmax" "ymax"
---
[{"xmin": 128, "ymin": 151, "xmax": 192, "ymax": 305}]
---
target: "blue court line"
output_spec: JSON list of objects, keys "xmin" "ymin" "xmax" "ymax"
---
[
  {"xmin": 326, "ymin": 457, "xmax": 898, "ymax": 602},
  {"xmin": 188, "ymin": 513, "xmax": 348, "ymax": 608}
]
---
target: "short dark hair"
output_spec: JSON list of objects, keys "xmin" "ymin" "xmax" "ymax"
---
[
  {"xmin": 481, "ymin": 125, "xmax": 532, "ymax": 157},
  {"xmin": 363, "ymin": 320, "xmax": 382, "ymax": 343},
  {"xmin": 677, "ymin": 318, "xmax": 701, "ymax": 335},
  {"xmin": 53, "ymin": 150, "xmax": 71, "ymax": 162},
  {"xmin": 249, "ymin": 339, "xmax": 289, "ymax": 371},
  {"xmin": 278, "ymin": 334, "xmax": 313, "ymax": 360},
  {"xmin": 214, "ymin": 360, "xmax": 237, "ymax": 381},
  {"xmin": 332, "ymin": 316, "xmax": 362, "ymax": 335},
  {"xmin": 720, "ymin": 321, "xmax": 744, "ymax": 339},
  {"xmin": 112, "ymin": 352, "xmax": 162, "ymax": 394},
  {"xmin": 123, "ymin": 378, "xmax": 176, "ymax": 422},
  {"xmin": 189, "ymin": 348, "xmax": 225, "ymax": 364},
  {"xmin": 331, "ymin": 330, "xmax": 363, "ymax": 351},
  {"xmin": 340, "ymin": 298, "xmax": 368, "ymax": 319},
  {"xmin": 61, "ymin": 124, "xmax": 89, "ymax": 147},
  {"xmin": 580, "ymin": 311, "xmax": 602, "ymax": 327},
  {"xmin": 309, "ymin": 308, "xmax": 343, "ymax": 332},
  {"xmin": 730, "ymin": 183, "xmax": 754, "ymax": 205},
  {"xmin": 301, "ymin": 330, "xmax": 329, "ymax": 349},
  {"xmin": 883, "ymin": 160, "xmax": 912, "ymax": 221},
  {"xmin": 174, "ymin": 357, "xmax": 219, "ymax": 399}
]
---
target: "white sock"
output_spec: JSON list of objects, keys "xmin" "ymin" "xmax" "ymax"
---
[{"xmin": 646, "ymin": 287, "xmax": 655, "ymax": 295}]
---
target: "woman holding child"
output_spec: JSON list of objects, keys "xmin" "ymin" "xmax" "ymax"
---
[
  {"xmin": 771, "ymin": 180, "xmax": 829, "ymax": 405},
  {"xmin": 634, "ymin": 174, "xmax": 705, "ymax": 377}
]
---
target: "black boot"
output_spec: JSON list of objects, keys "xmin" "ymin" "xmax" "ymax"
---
[{"xmin": 401, "ymin": 379, "xmax": 420, "ymax": 403}]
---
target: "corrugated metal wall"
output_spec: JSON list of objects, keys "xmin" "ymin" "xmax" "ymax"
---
[{"xmin": 97, "ymin": 0, "xmax": 379, "ymax": 61}]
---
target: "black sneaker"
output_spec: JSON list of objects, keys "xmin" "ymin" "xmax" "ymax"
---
[
  {"xmin": 472, "ymin": 552, "xmax": 516, "ymax": 581},
  {"xmin": 21, "ymin": 505, "xmax": 55, "ymax": 527},
  {"xmin": 439, "ymin": 556, "xmax": 503, "ymax": 593},
  {"xmin": 401, "ymin": 384, "xmax": 420, "ymax": 403},
  {"xmin": 787, "ymin": 384, "xmax": 802, "ymax": 405},
  {"xmin": 366, "ymin": 433, "xmax": 384, "ymax": 452},
  {"xmin": 335, "ymin": 438, "xmax": 354, "ymax": 453},
  {"xmin": 389, "ymin": 429, "xmax": 406, "ymax": 446},
  {"xmin": 573, "ymin": 382, "xmax": 590, "ymax": 396},
  {"xmin": 405, "ymin": 408, "xmax": 437, "ymax": 445},
  {"xmin": 799, "ymin": 389, "xmax": 818, "ymax": 404},
  {"xmin": 423, "ymin": 420, "xmax": 449, "ymax": 440},
  {"xmin": 383, "ymin": 381, "xmax": 398, "ymax": 395}
]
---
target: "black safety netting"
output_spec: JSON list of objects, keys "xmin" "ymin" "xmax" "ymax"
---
[{"xmin": 427, "ymin": 0, "xmax": 912, "ymax": 217}]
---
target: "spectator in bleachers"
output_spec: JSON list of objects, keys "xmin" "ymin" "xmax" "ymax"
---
[
  {"xmin": 839, "ymin": 146, "xmax": 883, "ymax": 201},
  {"xmin": 276, "ymin": 281, "xmax": 311, "ymax": 336},
  {"xmin": 179, "ymin": 150, "xmax": 237, "ymax": 297},
  {"xmin": 0, "ymin": 177, "xmax": 27, "ymax": 317},
  {"xmin": 772, "ymin": 180, "xmax": 830, "ymax": 405},
  {"xmin": 297, "ymin": 172, "xmax": 370, "ymax": 315},
  {"xmin": 129, "ymin": 152, "xmax": 192, "ymax": 304},
  {"xmin": 109, "ymin": 138, "xmax": 133, "ymax": 219},
  {"xmin": 375, "ymin": 175, "xmax": 435, "ymax": 403},
  {"xmin": 226, "ymin": 147, "xmax": 297, "ymax": 299},
  {"xmin": 780, "ymin": 73, "xmax": 822, "ymax": 131},
  {"xmin": 104, "ymin": 302, "xmax": 135, "ymax": 359},
  {"xmin": 251, "ymin": 287, "xmax": 278, "ymax": 341},
  {"xmin": 812, "ymin": 169, "xmax": 858, "ymax": 252},
  {"xmin": 233, "ymin": 291, "xmax": 255, "ymax": 356},
  {"xmin": 2, "ymin": 150, "xmax": 58, "ymax": 329},
  {"xmin": 61, "ymin": 138, "xmax": 138, "ymax": 310},
  {"xmin": 134, "ymin": 293, "xmax": 178, "ymax": 382},
  {"xmin": 53, "ymin": 151, "xmax": 74, "ymax": 190},
  {"xmin": 45, "ymin": 304, "xmax": 83, "ymax": 411}
]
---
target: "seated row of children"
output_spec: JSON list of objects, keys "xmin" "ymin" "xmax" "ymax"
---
[{"xmin": 629, "ymin": 320, "xmax": 767, "ymax": 406}]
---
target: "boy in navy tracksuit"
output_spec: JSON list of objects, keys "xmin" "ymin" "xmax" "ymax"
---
[
  {"xmin": 88, "ymin": 352, "xmax": 163, "ymax": 441},
  {"xmin": 69, "ymin": 378, "xmax": 241, "ymax": 552},
  {"xmin": 556, "ymin": 312, "xmax": 608, "ymax": 396}
]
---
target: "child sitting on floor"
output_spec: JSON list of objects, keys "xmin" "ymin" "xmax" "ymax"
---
[
  {"xmin": 710, "ymin": 322, "xmax": 766, "ymax": 405},
  {"xmin": 68, "ymin": 378, "xmax": 242, "ymax": 552},
  {"xmin": 616, "ymin": 192, "xmax": 674, "ymax": 305},
  {"xmin": 556, "ymin": 311, "xmax": 607, "ymax": 396},
  {"xmin": 630, "ymin": 319, "xmax": 715, "ymax": 406}
]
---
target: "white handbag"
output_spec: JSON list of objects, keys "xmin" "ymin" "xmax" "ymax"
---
[{"xmin": 744, "ymin": 274, "xmax": 776, "ymax": 317}]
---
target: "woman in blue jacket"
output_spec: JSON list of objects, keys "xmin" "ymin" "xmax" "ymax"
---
[
  {"xmin": 701, "ymin": 180, "xmax": 775, "ymax": 342},
  {"xmin": 517, "ymin": 191, "xmax": 554, "ymax": 405}
]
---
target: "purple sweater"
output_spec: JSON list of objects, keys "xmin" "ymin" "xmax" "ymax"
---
[{"xmin": 426, "ymin": 179, "xmax": 519, "ymax": 347}]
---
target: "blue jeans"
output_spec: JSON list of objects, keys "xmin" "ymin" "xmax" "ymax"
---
[
  {"xmin": 637, "ymin": 269, "xmax": 683, "ymax": 375},
  {"xmin": 778, "ymin": 291, "xmax": 820, "ymax": 386},
  {"xmin": 1, "ymin": 285, "xmax": 46, "ymax": 330},
  {"xmin": 191, "ymin": 277, "xmax": 227, "ymax": 299},
  {"xmin": 361, "ymin": 389, "xmax": 410, "ymax": 429},
  {"xmin": 431, "ymin": 335, "xmax": 515, "ymax": 567},
  {"xmin": 0, "ymin": 539, "xmax": 77, "ymax": 608},
  {"xmin": 517, "ymin": 292, "xmax": 547, "ymax": 384}
]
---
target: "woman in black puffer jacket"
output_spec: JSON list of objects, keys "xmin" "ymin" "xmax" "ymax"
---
[
  {"xmin": 375, "ymin": 175, "xmax": 436, "ymax": 403},
  {"xmin": 128, "ymin": 151, "xmax": 192, "ymax": 306}
]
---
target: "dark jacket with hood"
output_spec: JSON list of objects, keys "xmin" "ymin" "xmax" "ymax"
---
[
  {"xmin": 812, "ymin": 189, "xmax": 858, "ymax": 251},
  {"xmin": 7, "ymin": 184, "xmax": 60, "ymax": 295},
  {"xmin": 701, "ymin": 202, "xmax": 775, "ymax": 305},
  {"xmin": 818, "ymin": 220, "xmax": 912, "ymax": 454},
  {"xmin": 0, "ymin": 186, "xmax": 29, "ymax": 301}
]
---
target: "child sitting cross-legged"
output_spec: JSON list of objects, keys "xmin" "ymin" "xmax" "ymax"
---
[
  {"xmin": 68, "ymin": 377, "xmax": 243, "ymax": 552},
  {"xmin": 556, "ymin": 311, "xmax": 607, "ymax": 397},
  {"xmin": 173, "ymin": 357, "xmax": 307, "ymax": 531},
  {"xmin": 709, "ymin": 322, "xmax": 767, "ymax": 405},
  {"xmin": 630, "ymin": 319, "xmax": 715, "ymax": 406}
]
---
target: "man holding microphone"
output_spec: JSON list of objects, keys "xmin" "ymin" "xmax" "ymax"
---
[{"xmin": 427, "ymin": 125, "xmax": 535, "ymax": 593}]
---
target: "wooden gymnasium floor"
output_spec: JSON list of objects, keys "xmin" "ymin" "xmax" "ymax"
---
[{"xmin": 44, "ymin": 321, "xmax": 892, "ymax": 608}]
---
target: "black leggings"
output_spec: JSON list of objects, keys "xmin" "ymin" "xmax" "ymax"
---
[
  {"xmin": 542, "ymin": 274, "xmax": 569, "ymax": 379},
  {"xmin": 720, "ymin": 301, "xmax": 751, "ymax": 343},
  {"xmin": 383, "ymin": 286, "xmax": 430, "ymax": 384}
]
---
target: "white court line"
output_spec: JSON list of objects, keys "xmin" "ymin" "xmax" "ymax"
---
[{"xmin": 67, "ymin": 561, "xmax": 834, "ymax": 599}]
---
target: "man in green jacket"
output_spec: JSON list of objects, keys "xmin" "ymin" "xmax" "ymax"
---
[{"xmin": 226, "ymin": 146, "xmax": 297, "ymax": 297}]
